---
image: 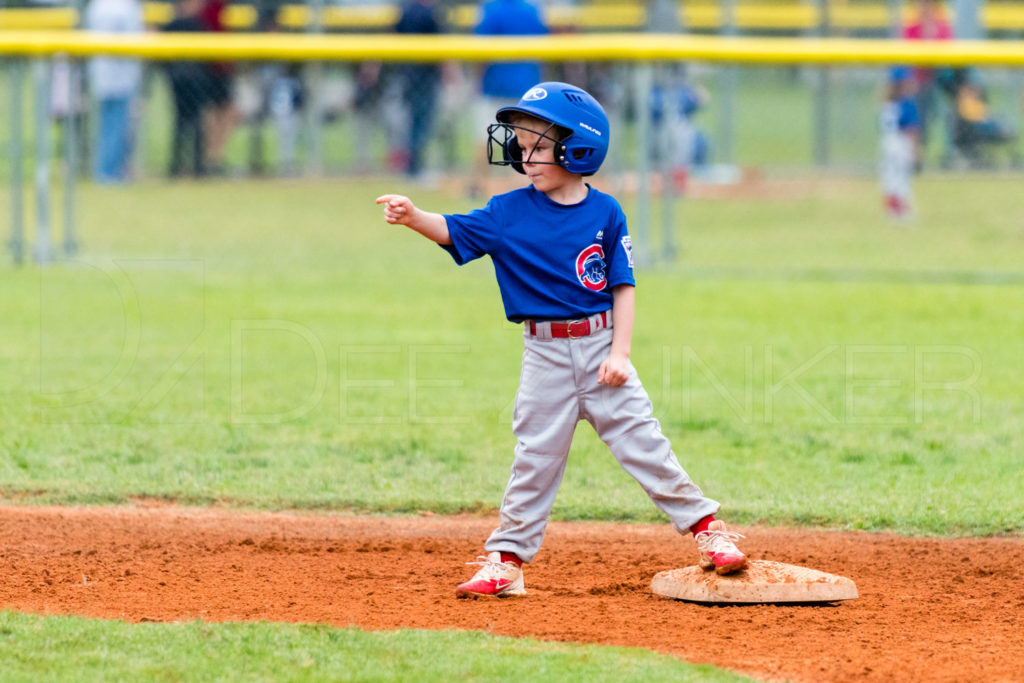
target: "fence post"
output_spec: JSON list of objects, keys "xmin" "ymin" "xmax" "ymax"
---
[
  {"xmin": 33, "ymin": 58, "xmax": 54, "ymax": 265},
  {"xmin": 813, "ymin": 0, "xmax": 831, "ymax": 167},
  {"xmin": 9, "ymin": 60, "xmax": 26, "ymax": 266},
  {"xmin": 1012, "ymin": 38, "xmax": 1024, "ymax": 140},
  {"xmin": 63, "ymin": 0, "xmax": 83, "ymax": 257},
  {"xmin": 632, "ymin": 60, "xmax": 652, "ymax": 269},
  {"xmin": 63, "ymin": 57, "xmax": 80, "ymax": 257},
  {"xmin": 647, "ymin": 0, "xmax": 682, "ymax": 265},
  {"xmin": 305, "ymin": 0, "xmax": 325, "ymax": 176},
  {"xmin": 657, "ymin": 63, "xmax": 678, "ymax": 265},
  {"xmin": 717, "ymin": 0, "xmax": 737, "ymax": 166},
  {"xmin": 607, "ymin": 63, "xmax": 627, "ymax": 193}
]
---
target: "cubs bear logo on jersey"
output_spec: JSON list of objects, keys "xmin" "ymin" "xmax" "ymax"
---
[{"xmin": 576, "ymin": 245, "xmax": 607, "ymax": 291}]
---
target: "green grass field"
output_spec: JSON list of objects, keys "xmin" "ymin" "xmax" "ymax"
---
[
  {"xmin": 2, "ymin": 174, "xmax": 1022, "ymax": 533},
  {"xmin": 0, "ymin": 611, "xmax": 748, "ymax": 682},
  {"xmin": 1, "ymin": 172, "xmax": 1022, "ymax": 679}
]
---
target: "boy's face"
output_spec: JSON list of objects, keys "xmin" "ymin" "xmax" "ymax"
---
[{"xmin": 514, "ymin": 123, "xmax": 579, "ymax": 195}]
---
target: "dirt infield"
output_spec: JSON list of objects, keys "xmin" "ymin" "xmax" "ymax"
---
[{"xmin": 1, "ymin": 505, "xmax": 1021, "ymax": 682}]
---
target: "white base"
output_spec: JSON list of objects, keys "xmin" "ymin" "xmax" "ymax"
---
[{"xmin": 651, "ymin": 560, "xmax": 858, "ymax": 604}]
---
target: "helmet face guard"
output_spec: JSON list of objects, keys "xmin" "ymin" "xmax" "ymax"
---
[{"xmin": 486, "ymin": 122, "xmax": 567, "ymax": 175}]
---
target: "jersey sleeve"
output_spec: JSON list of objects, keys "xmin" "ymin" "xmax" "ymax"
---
[
  {"xmin": 603, "ymin": 201, "xmax": 636, "ymax": 289},
  {"xmin": 442, "ymin": 198, "xmax": 503, "ymax": 265}
]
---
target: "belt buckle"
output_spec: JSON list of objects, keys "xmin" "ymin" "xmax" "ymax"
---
[{"xmin": 566, "ymin": 319, "xmax": 588, "ymax": 338}]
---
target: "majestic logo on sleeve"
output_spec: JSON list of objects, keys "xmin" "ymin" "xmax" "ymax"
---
[{"xmin": 576, "ymin": 245, "xmax": 607, "ymax": 291}]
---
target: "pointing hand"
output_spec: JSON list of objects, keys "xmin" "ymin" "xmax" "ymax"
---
[{"xmin": 376, "ymin": 194, "xmax": 415, "ymax": 226}]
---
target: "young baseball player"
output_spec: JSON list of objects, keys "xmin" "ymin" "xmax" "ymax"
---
[
  {"xmin": 376, "ymin": 81, "xmax": 746, "ymax": 598},
  {"xmin": 880, "ymin": 66, "xmax": 921, "ymax": 221}
]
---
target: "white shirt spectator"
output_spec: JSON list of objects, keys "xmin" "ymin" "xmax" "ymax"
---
[{"xmin": 85, "ymin": 0, "xmax": 144, "ymax": 99}]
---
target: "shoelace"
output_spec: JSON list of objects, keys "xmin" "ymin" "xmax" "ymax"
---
[
  {"xmin": 465, "ymin": 556, "xmax": 511, "ymax": 579},
  {"xmin": 695, "ymin": 529, "xmax": 745, "ymax": 553}
]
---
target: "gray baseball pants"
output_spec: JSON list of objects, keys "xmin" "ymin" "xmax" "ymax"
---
[{"xmin": 485, "ymin": 317, "xmax": 720, "ymax": 563}]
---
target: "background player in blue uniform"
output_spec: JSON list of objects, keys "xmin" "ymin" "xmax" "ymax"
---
[
  {"xmin": 377, "ymin": 82, "xmax": 746, "ymax": 598},
  {"xmin": 880, "ymin": 66, "xmax": 921, "ymax": 221}
]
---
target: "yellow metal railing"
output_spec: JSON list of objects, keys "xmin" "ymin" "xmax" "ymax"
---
[
  {"xmin": 2, "ymin": 2, "xmax": 1023, "ymax": 32},
  {"xmin": 0, "ymin": 7, "xmax": 77, "ymax": 30},
  {"xmin": 2, "ymin": 31, "xmax": 1024, "ymax": 66}
]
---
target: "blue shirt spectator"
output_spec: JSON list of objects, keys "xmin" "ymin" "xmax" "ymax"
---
[{"xmin": 474, "ymin": 0, "xmax": 549, "ymax": 98}]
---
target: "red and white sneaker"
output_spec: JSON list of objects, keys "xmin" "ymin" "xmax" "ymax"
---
[
  {"xmin": 695, "ymin": 521, "xmax": 747, "ymax": 575},
  {"xmin": 455, "ymin": 552, "xmax": 526, "ymax": 598}
]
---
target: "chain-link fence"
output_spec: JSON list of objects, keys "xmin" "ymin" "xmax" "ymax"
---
[
  {"xmin": 2, "ymin": 1, "xmax": 1022, "ymax": 180},
  {"xmin": 5, "ymin": 56, "xmax": 1022, "ymax": 178},
  {"xmin": 3, "ymin": 1, "xmax": 1024, "ymax": 264}
]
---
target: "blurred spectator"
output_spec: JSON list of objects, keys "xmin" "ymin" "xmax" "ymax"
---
[
  {"xmin": 879, "ymin": 66, "xmax": 920, "ymax": 221},
  {"xmin": 645, "ymin": 0, "xmax": 701, "ymax": 192},
  {"xmin": 200, "ymin": 0, "xmax": 241, "ymax": 174},
  {"xmin": 50, "ymin": 56, "xmax": 90, "ymax": 179},
  {"xmin": 474, "ymin": 0, "xmax": 547, "ymax": 97},
  {"xmin": 84, "ymin": 0, "xmax": 144, "ymax": 184},
  {"xmin": 249, "ymin": 6, "xmax": 304, "ymax": 176},
  {"xmin": 904, "ymin": 0, "xmax": 952, "ymax": 41},
  {"xmin": 162, "ymin": 0, "xmax": 213, "ymax": 177},
  {"xmin": 434, "ymin": 62, "xmax": 473, "ymax": 174},
  {"xmin": 470, "ymin": 0, "xmax": 548, "ymax": 195},
  {"xmin": 353, "ymin": 62, "xmax": 408, "ymax": 173},
  {"xmin": 267, "ymin": 65, "xmax": 304, "ymax": 175},
  {"xmin": 938, "ymin": 68, "xmax": 1019, "ymax": 167},
  {"xmin": 647, "ymin": 0, "xmax": 682, "ymax": 32},
  {"xmin": 395, "ymin": 0, "xmax": 443, "ymax": 179},
  {"xmin": 902, "ymin": 0, "xmax": 952, "ymax": 167},
  {"xmin": 651, "ymin": 81, "xmax": 711, "ymax": 190}
]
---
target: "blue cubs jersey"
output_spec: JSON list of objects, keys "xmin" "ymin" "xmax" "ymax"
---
[{"xmin": 443, "ymin": 185, "xmax": 635, "ymax": 322}]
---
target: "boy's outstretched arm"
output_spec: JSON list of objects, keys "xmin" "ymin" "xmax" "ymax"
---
[
  {"xmin": 375, "ymin": 194, "xmax": 452, "ymax": 245},
  {"xmin": 597, "ymin": 284, "xmax": 634, "ymax": 387}
]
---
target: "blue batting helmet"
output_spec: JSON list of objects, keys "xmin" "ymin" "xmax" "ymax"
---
[{"xmin": 487, "ymin": 81, "xmax": 610, "ymax": 176}]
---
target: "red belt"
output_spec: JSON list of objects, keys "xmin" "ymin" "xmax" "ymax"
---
[{"xmin": 528, "ymin": 311, "xmax": 610, "ymax": 338}]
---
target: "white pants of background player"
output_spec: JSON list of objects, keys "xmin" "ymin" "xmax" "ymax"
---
[
  {"xmin": 880, "ymin": 132, "xmax": 914, "ymax": 207},
  {"xmin": 484, "ymin": 317, "xmax": 721, "ymax": 564}
]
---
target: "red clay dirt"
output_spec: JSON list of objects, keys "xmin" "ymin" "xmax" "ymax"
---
[{"xmin": 1, "ymin": 505, "xmax": 1022, "ymax": 682}]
